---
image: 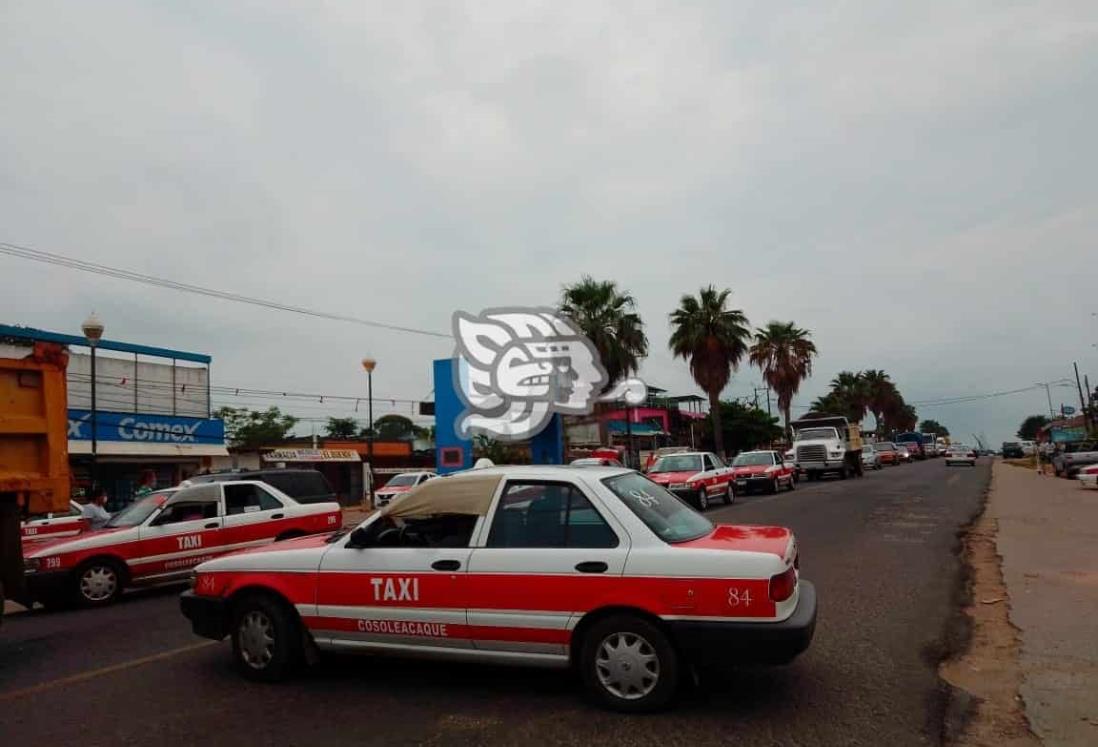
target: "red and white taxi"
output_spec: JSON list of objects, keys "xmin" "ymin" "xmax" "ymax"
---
[
  {"xmin": 730, "ymin": 451, "xmax": 796, "ymax": 494},
  {"xmin": 1075, "ymin": 464, "xmax": 1098, "ymax": 489},
  {"xmin": 373, "ymin": 471, "xmax": 436, "ymax": 508},
  {"xmin": 22, "ymin": 481, "xmax": 341, "ymax": 608},
  {"xmin": 644, "ymin": 451, "xmax": 734, "ymax": 510},
  {"xmin": 21, "ymin": 500, "xmax": 88, "ymax": 543},
  {"xmin": 180, "ymin": 465, "xmax": 817, "ymax": 712}
]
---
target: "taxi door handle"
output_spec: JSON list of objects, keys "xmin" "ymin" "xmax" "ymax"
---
[
  {"xmin": 204, "ymin": 522, "xmax": 219, "ymax": 529},
  {"xmin": 271, "ymin": 513, "xmax": 284, "ymax": 519},
  {"xmin": 432, "ymin": 559, "xmax": 461, "ymax": 571},
  {"xmin": 575, "ymin": 561, "xmax": 608, "ymax": 574}
]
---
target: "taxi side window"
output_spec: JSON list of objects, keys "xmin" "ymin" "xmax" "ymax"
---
[
  {"xmin": 225, "ymin": 484, "xmax": 283, "ymax": 515},
  {"xmin": 703, "ymin": 455, "xmax": 716, "ymax": 471},
  {"xmin": 153, "ymin": 501, "xmax": 218, "ymax": 525},
  {"xmin": 487, "ymin": 481, "xmax": 618, "ymax": 549}
]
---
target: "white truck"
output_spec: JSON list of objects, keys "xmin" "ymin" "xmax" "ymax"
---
[{"xmin": 790, "ymin": 415, "xmax": 864, "ymax": 481}]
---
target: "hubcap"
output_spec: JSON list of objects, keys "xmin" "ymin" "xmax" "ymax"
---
[
  {"xmin": 79, "ymin": 565, "xmax": 117, "ymax": 602},
  {"xmin": 595, "ymin": 631, "xmax": 660, "ymax": 700},
  {"xmin": 699, "ymin": 492, "xmax": 708, "ymax": 509},
  {"xmin": 238, "ymin": 610, "xmax": 275, "ymax": 670}
]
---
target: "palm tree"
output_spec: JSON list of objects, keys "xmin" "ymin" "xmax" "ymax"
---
[
  {"xmin": 560, "ymin": 276, "xmax": 648, "ymax": 388},
  {"xmin": 669, "ymin": 286, "xmax": 751, "ymax": 456},
  {"xmin": 829, "ymin": 371, "xmax": 869, "ymax": 424},
  {"xmin": 749, "ymin": 321, "xmax": 818, "ymax": 439},
  {"xmin": 861, "ymin": 369, "xmax": 898, "ymax": 432}
]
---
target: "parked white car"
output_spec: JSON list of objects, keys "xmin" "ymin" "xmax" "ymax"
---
[
  {"xmin": 1077, "ymin": 464, "xmax": 1098, "ymax": 489},
  {"xmin": 374, "ymin": 471, "xmax": 436, "ymax": 508},
  {"xmin": 861, "ymin": 444, "xmax": 883, "ymax": 470}
]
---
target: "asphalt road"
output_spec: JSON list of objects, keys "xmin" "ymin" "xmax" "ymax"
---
[{"xmin": 0, "ymin": 459, "xmax": 988, "ymax": 746}]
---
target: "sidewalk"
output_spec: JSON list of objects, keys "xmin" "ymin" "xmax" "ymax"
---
[{"xmin": 992, "ymin": 462, "xmax": 1098, "ymax": 745}]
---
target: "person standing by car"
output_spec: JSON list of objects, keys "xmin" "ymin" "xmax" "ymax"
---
[{"xmin": 81, "ymin": 486, "xmax": 112, "ymax": 530}]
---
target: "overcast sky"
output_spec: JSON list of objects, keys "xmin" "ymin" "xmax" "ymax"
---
[{"xmin": 2, "ymin": 1, "xmax": 1096, "ymax": 446}]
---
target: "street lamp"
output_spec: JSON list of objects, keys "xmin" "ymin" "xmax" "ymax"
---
[
  {"xmin": 81, "ymin": 313, "xmax": 105, "ymax": 492},
  {"xmin": 361, "ymin": 357, "xmax": 376, "ymax": 505}
]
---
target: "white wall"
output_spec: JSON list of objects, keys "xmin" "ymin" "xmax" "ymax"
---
[{"xmin": 67, "ymin": 351, "xmax": 209, "ymax": 417}]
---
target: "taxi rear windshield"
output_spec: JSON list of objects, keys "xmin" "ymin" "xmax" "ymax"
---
[
  {"xmin": 649, "ymin": 455, "xmax": 702, "ymax": 473},
  {"xmin": 602, "ymin": 473, "xmax": 712, "ymax": 543}
]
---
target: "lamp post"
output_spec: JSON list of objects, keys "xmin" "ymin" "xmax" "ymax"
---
[
  {"xmin": 81, "ymin": 313, "xmax": 105, "ymax": 492},
  {"xmin": 362, "ymin": 357, "xmax": 376, "ymax": 505}
]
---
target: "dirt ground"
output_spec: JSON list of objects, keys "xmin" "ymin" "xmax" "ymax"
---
[{"xmin": 939, "ymin": 504, "xmax": 1039, "ymax": 746}]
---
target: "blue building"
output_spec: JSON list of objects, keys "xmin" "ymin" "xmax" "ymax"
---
[{"xmin": 0, "ymin": 325, "xmax": 227, "ymax": 510}]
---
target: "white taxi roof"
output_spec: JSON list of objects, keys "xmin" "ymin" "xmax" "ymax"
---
[{"xmin": 379, "ymin": 465, "xmax": 632, "ymax": 518}]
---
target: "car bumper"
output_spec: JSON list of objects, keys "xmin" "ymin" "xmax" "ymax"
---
[
  {"xmin": 21, "ymin": 569, "xmax": 70, "ymax": 604},
  {"xmin": 1077, "ymin": 474, "xmax": 1098, "ymax": 488},
  {"xmin": 667, "ymin": 580, "xmax": 817, "ymax": 668},
  {"xmin": 797, "ymin": 460, "xmax": 845, "ymax": 471},
  {"xmin": 180, "ymin": 590, "xmax": 229, "ymax": 640},
  {"xmin": 733, "ymin": 476, "xmax": 773, "ymax": 490}
]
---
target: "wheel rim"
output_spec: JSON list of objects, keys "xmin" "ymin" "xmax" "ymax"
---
[
  {"xmin": 595, "ymin": 631, "xmax": 660, "ymax": 700},
  {"xmin": 238, "ymin": 610, "xmax": 276, "ymax": 670},
  {"xmin": 698, "ymin": 491, "xmax": 708, "ymax": 509},
  {"xmin": 79, "ymin": 565, "xmax": 117, "ymax": 602},
  {"xmin": 727, "ymin": 484, "xmax": 734, "ymax": 502}
]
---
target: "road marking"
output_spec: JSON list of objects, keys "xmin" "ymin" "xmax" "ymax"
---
[
  {"xmin": 947, "ymin": 475, "xmax": 960, "ymax": 486},
  {"xmin": 0, "ymin": 640, "xmax": 217, "ymax": 703}
]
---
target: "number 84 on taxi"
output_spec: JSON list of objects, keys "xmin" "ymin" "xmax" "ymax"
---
[{"xmin": 181, "ymin": 465, "xmax": 817, "ymax": 712}]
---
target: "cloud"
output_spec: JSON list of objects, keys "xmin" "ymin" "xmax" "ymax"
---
[{"xmin": 2, "ymin": 0, "xmax": 1096, "ymax": 445}]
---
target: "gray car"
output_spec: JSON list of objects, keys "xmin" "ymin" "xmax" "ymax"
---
[{"xmin": 861, "ymin": 443, "xmax": 883, "ymax": 470}]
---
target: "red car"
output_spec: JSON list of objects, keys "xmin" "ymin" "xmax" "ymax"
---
[
  {"xmin": 873, "ymin": 442, "xmax": 900, "ymax": 465},
  {"xmin": 730, "ymin": 450, "xmax": 796, "ymax": 494},
  {"xmin": 21, "ymin": 482, "xmax": 341, "ymax": 608},
  {"xmin": 645, "ymin": 451, "xmax": 734, "ymax": 510}
]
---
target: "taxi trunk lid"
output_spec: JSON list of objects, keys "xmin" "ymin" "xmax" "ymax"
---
[{"xmin": 675, "ymin": 524, "xmax": 795, "ymax": 561}]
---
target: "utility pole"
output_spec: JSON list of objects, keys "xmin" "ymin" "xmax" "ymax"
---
[{"xmin": 1074, "ymin": 361, "xmax": 1087, "ymax": 415}]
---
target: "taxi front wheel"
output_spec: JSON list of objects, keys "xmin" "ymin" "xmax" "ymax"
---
[
  {"xmin": 579, "ymin": 615, "xmax": 680, "ymax": 713},
  {"xmin": 231, "ymin": 594, "xmax": 302, "ymax": 682}
]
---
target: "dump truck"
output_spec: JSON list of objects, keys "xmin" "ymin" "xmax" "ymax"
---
[
  {"xmin": 790, "ymin": 414, "xmax": 863, "ymax": 480},
  {"xmin": 1, "ymin": 340, "xmax": 72, "ymax": 621}
]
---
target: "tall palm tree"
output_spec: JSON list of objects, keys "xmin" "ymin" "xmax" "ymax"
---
[
  {"xmin": 560, "ymin": 276, "xmax": 648, "ymax": 387},
  {"xmin": 749, "ymin": 321, "xmax": 818, "ymax": 439},
  {"xmin": 669, "ymin": 286, "xmax": 751, "ymax": 456},
  {"xmin": 829, "ymin": 370, "xmax": 869, "ymax": 424},
  {"xmin": 861, "ymin": 369, "xmax": 898, "ymax": 433}
]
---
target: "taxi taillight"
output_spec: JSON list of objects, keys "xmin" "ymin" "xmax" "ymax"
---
[{"xmin": 769, "ymin": 567, "xmax": 797, "ymax": 603}]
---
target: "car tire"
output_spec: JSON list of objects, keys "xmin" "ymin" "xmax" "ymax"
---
[
  {"xmin": 696, "ymin": 490, "xmax": 709, "ymax": 511},
  {"xmin": 579, "ymin": 614, "xmax": 680, "ymax": 713},
  {"xmin": 72, "ymin": 558, "xmax": 125, "ymax": 607},
  {"xmin": 769, "ymin": 477, "xmax": 779, "ymax": 494},
  {"xmin": 231, "ymin": 593, "xmax": 303, "ymax": 682},
  {"xmin": 786, "ymin": 475, "xmax": 795, "ymax": 491},
  {"xmin": 724, "ymin": 483, "xmax": 734, "ymax": 505}
]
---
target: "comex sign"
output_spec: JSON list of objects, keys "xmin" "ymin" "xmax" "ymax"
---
[{"xmin": 67, "ymin": 409, "xmax": 225, "ymax": 444}]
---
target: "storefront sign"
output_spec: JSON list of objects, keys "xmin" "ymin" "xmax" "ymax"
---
[
  {"xmin": 68, "ymin": 409, "xmax": 225, "ymax": 445},
  {"xmin": 263, "ymin": 448, "xmax": 361, "ymax": 462},
  {"xmin": 1050, "ymin": 426, "xmax": 1087, "ymax": 443}
]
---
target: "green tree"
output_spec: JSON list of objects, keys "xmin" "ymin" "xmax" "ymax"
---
[
  {"xmin": 702, "ymin": 400, "xmax": 783, "ymax": 455},
  {"xmin": 215, "ymin": 406, "xmax": 298, "ymax": 448},
  {"xmin": 829, "ymin": 371, "xmax": 869, "ymax": 424},
  {"xmin": 919, "ymin": 419, "xmax": 949, "ymax": 437},
  {"xmin": 473, "ymin": 434, "xmax": 526, "ymax": 464},
  {"xmin": 1017, "ymin": 415, "xmax": 1049, "ymax": 440},
  {"xmin": 862, "ymin": 370, "xmax": 900, "ymax": 431},
  {"xmin": 559, "ymin": 276, "xmax": 648, "ymax": 388},
  {"xmin": 369, "ymin": 414, "xmax": 415, "ymax": 441},
  {"xmin": 749, "ymin": 321, "xmax": 818, "ymax": 439},
  {"xmin": 669, "ymin": 286, "xmax": 751, "ymax": 456},
  {"xmin": 324, "ymin": 417, "xmax": 358, "ymax": 438}
]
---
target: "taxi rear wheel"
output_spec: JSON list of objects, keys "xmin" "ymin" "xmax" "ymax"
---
[
  {"xmin": 724, "ymin": 483, "xmax": 734, "ymax": 505},
  {"xmin": 231, "ymin": 594, "xmax": 302, "ymax": 682},
  {"xmin": 73, "ymin": 559, "xmax": 124, "ymax": 607},
  {"xmin": 580, "ymin": 615, "xmax": 679, "ymax": 713}
]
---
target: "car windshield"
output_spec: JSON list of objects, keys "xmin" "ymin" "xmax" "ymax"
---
[
  {"xmin": 795, "ymin": 428, "xmax": 838, "ymax": 441},
  {"xmin": 733, "ymin": 452, "xmax": 773, "ymax": 466},
  {"xmin": 950, "ymin": 444, "xmax": 968, "ymax": 451},
  {"xmin": 602, "ymin": 473, "xmax": 713, "ymax": 543},
  {"xmin": 385, "ymin": 474, "xmax": 420, "ymax": 487},
  {"xmin": 649, "ymin": 455, "xmax": 703, "ymax": 473},
  {"xmin": 862, "ymin": 444, "xmax": 875, "ymax": 452},
  {"xmin": 105, "ymin": 491, "xmax": 173, "ymax": 528},
  {"xmin": 877, "ymin": 443, "xmax": 895, "ymax": 450}
]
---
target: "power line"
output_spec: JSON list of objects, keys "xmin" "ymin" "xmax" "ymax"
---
[{"xmin": 0, "ymin": 240, "xmax": 451, "ymax": 339}]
